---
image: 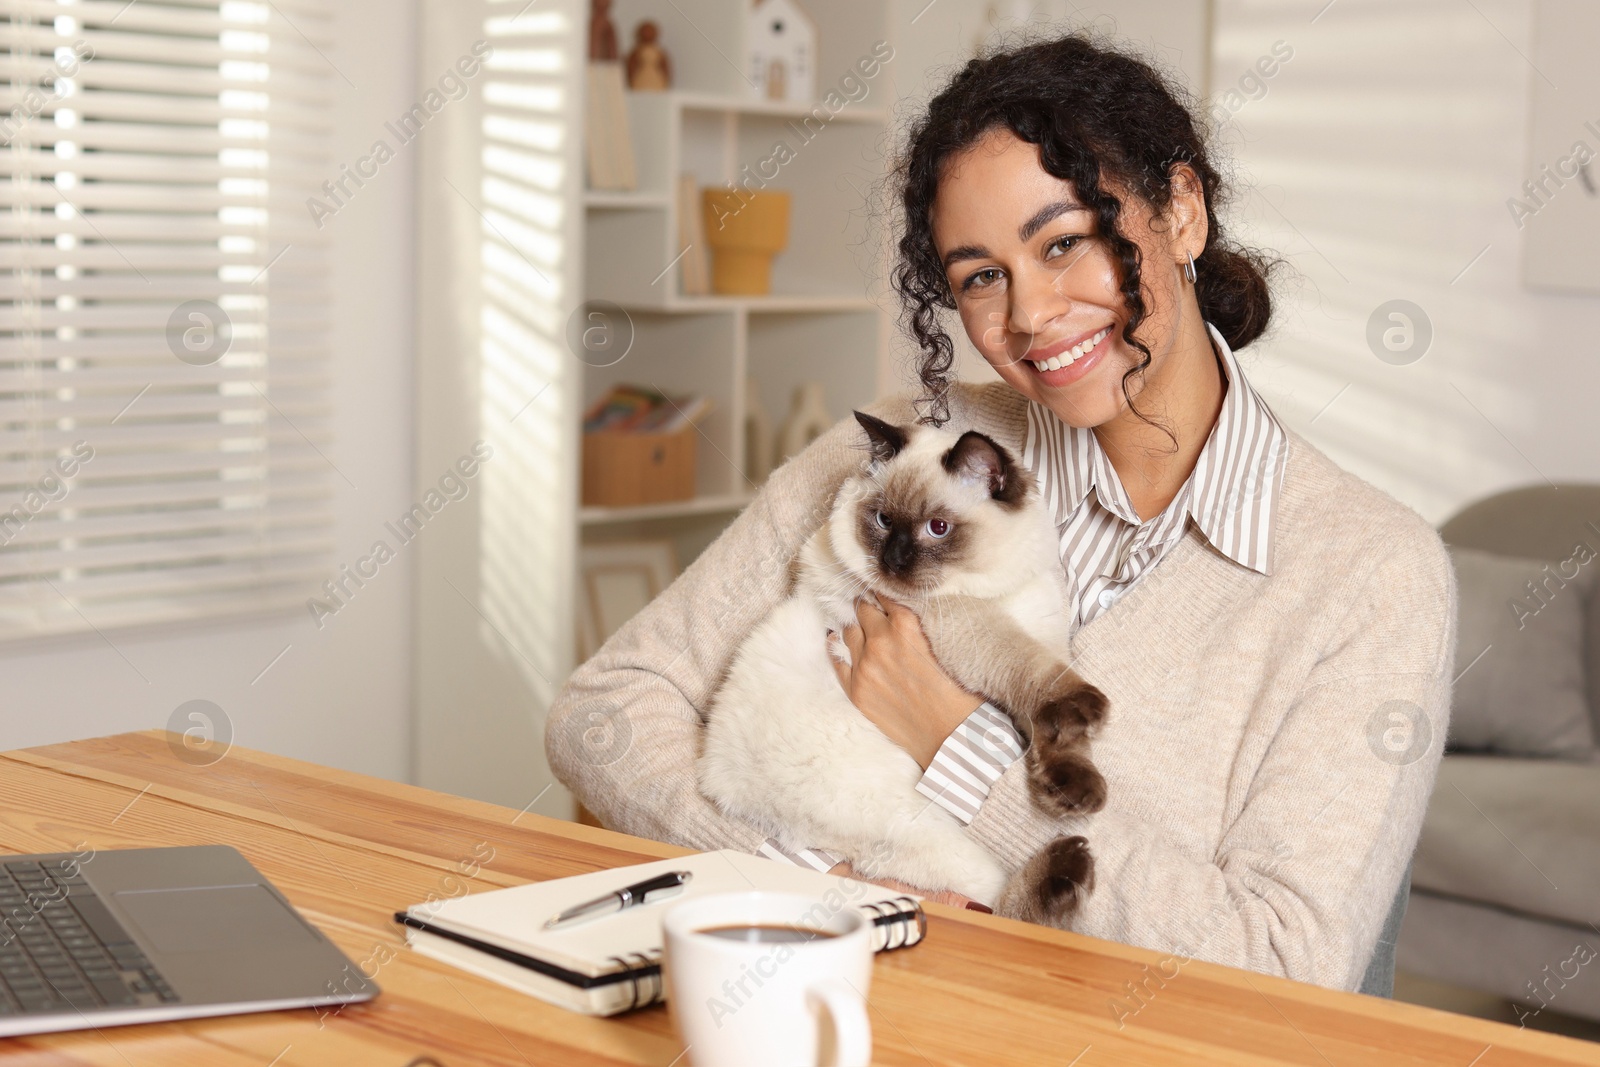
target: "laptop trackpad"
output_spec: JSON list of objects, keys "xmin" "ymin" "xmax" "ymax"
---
[{"xmin": 114, "ymin": 885, "xmax": 318, "ymax": 953}]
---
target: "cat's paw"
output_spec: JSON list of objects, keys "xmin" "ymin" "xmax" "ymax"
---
[
  {"xmin": 997, "ymin": 835, "xmax": 1095, "ymax": 926},
  {"xmin": 1034, "ymin": 679, "xmax": 1109, "ymax": 746},
  {"xmin": 1033, "ymin": 835, "xmax": 1095, "ymax": 922},
  {"xmin": 1025, "ymin": 740, "xmax": 1108, "ymax": 818}
]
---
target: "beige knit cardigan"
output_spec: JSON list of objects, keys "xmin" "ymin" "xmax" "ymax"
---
[{"xmin": 546, "ymin": 378, "xmax": 1458, "ymax": 993}]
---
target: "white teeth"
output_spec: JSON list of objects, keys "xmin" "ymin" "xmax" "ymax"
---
[
  {"xmin": 1029, "ymin": 326, "xmax": 1109, "ymax": 372},
  {"xmin": 1066, "ymin": 327, "xmax": 1109, "ymax": 361}
]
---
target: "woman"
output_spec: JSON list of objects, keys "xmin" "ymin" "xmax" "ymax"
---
[{"xmin": 547, "ymin": 32, "xmax": 1456, "ymax": 994}]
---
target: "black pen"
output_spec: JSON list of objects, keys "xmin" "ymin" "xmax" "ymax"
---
[{"xmin": 542, "ymin": 870, "xmax": 693, "ymax": 930}]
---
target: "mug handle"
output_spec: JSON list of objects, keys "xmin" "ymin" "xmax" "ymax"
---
[{"xmin": 805, "ymin": 978, "xmax": 872, "ymax": 1067}]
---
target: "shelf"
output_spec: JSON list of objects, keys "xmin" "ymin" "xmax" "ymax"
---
[
  {"xmin": 615, "ymin": 294, "xmax": 879, "ymax": 314},
  {"xmin": 584, "ymin": 190, "xmax": 671, "ymax": 209},
  {"xmin": 670, "ymin": 90, "xmax": 889, "ymax": 125},
  {"xmin": 579, "ymin": 491, "xmax": 758, "ymax": 525}
]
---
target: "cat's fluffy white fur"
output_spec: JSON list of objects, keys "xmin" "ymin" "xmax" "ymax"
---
[{"xmin": 697, "ymin": 421, "xmax": 1073, "ymax": 906}]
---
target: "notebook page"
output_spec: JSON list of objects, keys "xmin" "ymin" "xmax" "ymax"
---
[{"xmin": 407, "ymin": 849, "xmax": 921, "ymax": 978}]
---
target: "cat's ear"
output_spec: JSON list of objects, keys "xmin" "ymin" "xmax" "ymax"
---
[
  {"xmin": 853, "ymin": 411, "xmax": 908, "ymax": 465},
  {"xmin": 942, "ymin": 430, "xmax": 1028, "ymax": 507}
]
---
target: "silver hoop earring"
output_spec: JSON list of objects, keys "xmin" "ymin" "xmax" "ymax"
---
[{"xmin": 1183, "ymin": 252, "xmax": 1197, "ymax": 285}]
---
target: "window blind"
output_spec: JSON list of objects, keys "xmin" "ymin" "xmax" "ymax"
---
[{"xmin": 0, "ymin": 0, "xmax": 334, "ymax": 637}]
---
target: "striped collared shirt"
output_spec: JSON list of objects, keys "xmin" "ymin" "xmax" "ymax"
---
[
  {"xmin": 914, "ymin": 321, "xmax": 1291, "ymax": 825},
  {"xmin": 1026, "ymin": 320, "xmax": 1289, "ymax": 626},
  {"xmin": 762, "ymin": 322, "xmax": 1291, "ymax": 864}
]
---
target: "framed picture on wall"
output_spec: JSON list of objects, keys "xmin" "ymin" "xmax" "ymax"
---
[{"xmin": 575, "ymin": 540, "xmax": 680, "ymax": 662}]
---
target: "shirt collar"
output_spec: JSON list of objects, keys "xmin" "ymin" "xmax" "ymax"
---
[{"xmin": 1020, "ymin": 321, "xmax": 1291, "ymax": 576}]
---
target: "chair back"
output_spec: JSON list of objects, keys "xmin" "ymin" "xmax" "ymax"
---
[{"xmin": 1358, "ymin": 858, "xmax": 1412, "ymax": 998}]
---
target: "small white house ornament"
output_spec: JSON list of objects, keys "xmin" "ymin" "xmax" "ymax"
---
[{"xmin": 746, "ymin": 0, "xmax": 816, "ymax": 103}]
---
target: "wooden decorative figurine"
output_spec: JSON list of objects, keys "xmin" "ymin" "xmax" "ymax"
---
[
  {"xmin": 626, "ymin": 21, "xmax": 672, "ymax": 90},
  {"xmin": 589, "ymin": 0, "xmax": 618, "ymax": 62}
]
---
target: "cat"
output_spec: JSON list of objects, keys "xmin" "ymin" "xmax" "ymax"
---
[{"xmin": 697, "ymin": 410, "xmax": 1109, "ymax": 921}]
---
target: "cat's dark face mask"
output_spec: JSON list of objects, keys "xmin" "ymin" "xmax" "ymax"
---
[{"xmin": 849, "ymin": 411, "xmax": 1034, "ymax": 596}]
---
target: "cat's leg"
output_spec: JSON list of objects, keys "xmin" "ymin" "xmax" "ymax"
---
[
  {"xmin": 916, "ymin": 593, "xmax": 1109, "ymax": 818},
  {"xmin": 837, "ymin": 801, "xmax": 1009, "ymax": 906},
  {"xmin": 916, "ymin": 592, "xmax": 1107, "ymax": 738},
  {"xmin": 995, "ymin": 835, "xmax": 1095, "ymax": 926},
  {"xmin": 742, "ymin": 726, "xmax": 1008, "ymax": 904}
]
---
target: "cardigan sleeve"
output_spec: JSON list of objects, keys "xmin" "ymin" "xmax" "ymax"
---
[
  {"xmin": 964, "ymin": 523, "xmax": 1458, "ymax": 992},
  {"xmin": 545, "ymin": 391, "xmax": 917, "ymax": 852}
]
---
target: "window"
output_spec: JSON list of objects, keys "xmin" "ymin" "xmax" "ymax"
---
[{"xmin": 0, "ymin": 0, "xmax": 333, "ymax": 637}]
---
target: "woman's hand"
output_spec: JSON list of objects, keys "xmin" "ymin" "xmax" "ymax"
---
[
  {"xmin": 825, "ymin": 861, "xmax": 982, "ymax": 910},
  {"xmin": 827, "ymin": 595, "xmax": 986, "ymax": 769}
]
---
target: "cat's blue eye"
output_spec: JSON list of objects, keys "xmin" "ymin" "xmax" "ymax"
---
[
  {"xmin": 875, "ymin": 511, "xmax": 891, "ymax": 530},
  {"xmin": 926, "ymin": 518, "xmax": 950, "ymax": 538}
]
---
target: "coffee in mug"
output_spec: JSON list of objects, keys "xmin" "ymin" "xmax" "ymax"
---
[{"xmin": 696, "ymin": 924, "xmax": 841, "ymax": 944}]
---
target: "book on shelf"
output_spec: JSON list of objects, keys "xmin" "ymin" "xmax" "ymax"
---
[
  {"xmin": 676, "ymin": 173, "xmax": 712, "ymax": 296},
  {"xmin": 393, "ymin": 850, "xmax": 927, "ymax": 1016},
  {"xmin": 582, "ymin": 383, "xmax": 711, "ymax": 434}
]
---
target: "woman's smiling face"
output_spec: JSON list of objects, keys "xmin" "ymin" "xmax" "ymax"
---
[{"xmin": 929, "ymin": 127, "xmax": 1203, "ymax": 430}]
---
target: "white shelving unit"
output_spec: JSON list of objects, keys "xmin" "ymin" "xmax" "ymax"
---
[{"xmin": 581, "ymin": 0, "xmax": 894, "ymax": 567}]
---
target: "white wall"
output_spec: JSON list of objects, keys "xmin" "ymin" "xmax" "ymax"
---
[
  {"xmin": 1213, "ymin": 0, "xmax": 1600, "ymax": 524},
  {"xmin": 0, "ymin": 0, "xmax": 418, "ymax": 782}
]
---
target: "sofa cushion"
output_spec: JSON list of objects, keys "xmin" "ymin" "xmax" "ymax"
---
[
  {"xmin": 1412, "ymin": 755, "xmax": 1600, "ymax": 929},
  {"xmin": 1447, "ymin": 546, "xmax": 1596, "ymax": 759},
  {"xmin": 1397, "ymin": 890, "xmax": 1600, "ymax": 1024}
]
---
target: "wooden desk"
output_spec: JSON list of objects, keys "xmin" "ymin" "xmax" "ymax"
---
[{"xmin": 0, "ymin": 732, "xmax": 1592, "ymax": 1066}]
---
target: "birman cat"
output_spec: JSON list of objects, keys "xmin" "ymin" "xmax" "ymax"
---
[{"xmin": 698, "ymin": 411, "xmax": 1108, "ymax": 922}]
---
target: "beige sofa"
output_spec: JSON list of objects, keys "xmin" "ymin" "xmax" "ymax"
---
[{"xmin": 1396, "ymin": 485, "xmax": 1600, "ymax": 1024}]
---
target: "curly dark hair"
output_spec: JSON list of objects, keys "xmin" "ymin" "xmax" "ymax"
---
[{"xmin": 891, "ymin": 30, "xmax": 1279, "ymax": 428}]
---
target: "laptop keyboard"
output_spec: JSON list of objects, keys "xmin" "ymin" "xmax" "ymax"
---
[{"xmin": 0, "ymin": 857, "xmax": 176, "ymax": 1016}]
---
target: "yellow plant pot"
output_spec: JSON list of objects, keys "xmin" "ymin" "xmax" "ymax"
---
[{"xmin": 702, "ymin": 189, "xmax": 791, "ymax": 295}]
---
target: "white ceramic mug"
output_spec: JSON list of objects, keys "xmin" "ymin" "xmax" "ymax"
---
[{"xmin": 662, "ymin": 891, "xmax": 873, "ymax": 1067}]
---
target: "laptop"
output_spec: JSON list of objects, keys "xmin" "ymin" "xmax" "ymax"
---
[{"xmin": 0, "ymin": 844, "xmax": 379, "ymax": 1037}]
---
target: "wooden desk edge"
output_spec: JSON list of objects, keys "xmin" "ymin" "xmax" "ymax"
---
[{"xmin": 4, "ymin": 729, "xmax": 690, "ymax": 862}]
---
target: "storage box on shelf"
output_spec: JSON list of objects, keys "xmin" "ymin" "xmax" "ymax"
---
[{"xmin": 580, "ymin": 425, "xmax": 697, "ymax": 507}]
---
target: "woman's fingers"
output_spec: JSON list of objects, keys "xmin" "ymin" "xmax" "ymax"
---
[
  {"xmin": 854, "ymin": 595, "xmax": 888, "ymax": 635},
  {"xmin": 828, "ymin": 641, "xmax": 851, "ymax": 692},
  {"xmin": 879, "ymin": 596, "xmax": 909, "ymax": 619},
  {"xmin": 839, "ymin": 620, "xmax": 864, "ymax": 662},
  {"xmin": 881, "ymin": 597, "xmax": 926, "ymax": 642}
]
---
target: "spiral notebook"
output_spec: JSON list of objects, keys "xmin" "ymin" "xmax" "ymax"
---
[{"xmin": 393, "ymin": 850, "xmax": 926, "ymax": 1016}]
